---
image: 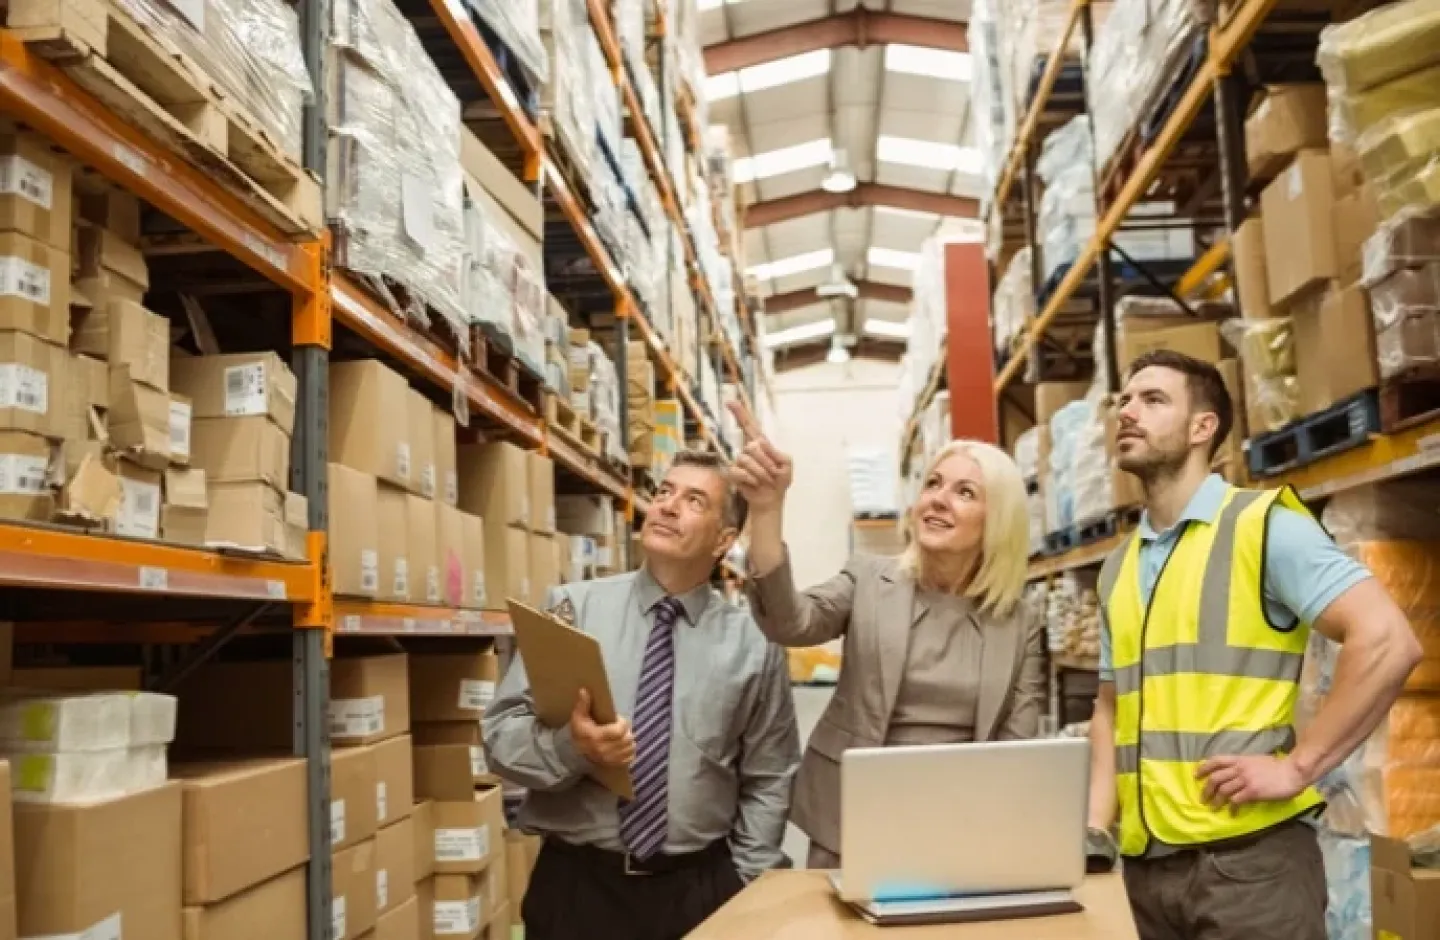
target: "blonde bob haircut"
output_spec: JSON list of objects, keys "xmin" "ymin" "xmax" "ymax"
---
[{"xmin": 898, "ymin": 439, "xmax": 1030, "ymax": 618}]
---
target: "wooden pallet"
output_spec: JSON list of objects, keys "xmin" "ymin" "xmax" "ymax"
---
[
  {"xmin": 1247, "ymin": 389, "xmax": 1383, "ymax": 478},
  {"xmin": 1380, "ymin": 366, "xmax": 1440, "ymax": 433},
  {"xmin": 473, "ymin": 322, "xmax": 544, "ymax": 416},
  {"xmin": 1042, "ymin": 506, "xmax": 1140, "ymax": 556},
  {"xmin": 8, "ymin": 0, "xmax": 321, "ymax": 236},
  {"xmin": 544, "ymin": 392, "xmax": 602, "ymax": 458}
]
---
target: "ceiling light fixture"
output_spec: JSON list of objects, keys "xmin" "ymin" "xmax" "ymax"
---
[
  {"xmin": 826, "ymin": 334, "xmax": 853, "ymax": 365},
  {"xmin": 822, "ymin": 148, "xmax": 857, "ymax": 193}
]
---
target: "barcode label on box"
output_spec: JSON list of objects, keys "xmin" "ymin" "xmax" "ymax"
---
[
  {"xmin": 433, "ymin": 897, "xmax": 481, "ymax": 936},
  {"xmin": 0, "ymin": 154, "xmax": 54, "ymax": 209},
  {"xmin": 266, "ymin": 580, "xmax": 287, "ymax": 600},
  {"xmin": 376, "ymin": 868, "xmax": 389, "ymax": 910},
  {"xmin": 470, "ymin": 745, "xmax": 488, "ymax": 777},
  {"xmin": 421, "ymin": 465, "xmax": 436, "ymax": 499},
  {"xmin": 360, "ymin": 550, "xmax": 379, "ymax": 594},
  {"xmin": 0, "ymin": 453, "xmax": 48, "ymax": 494},
  {"xmin": 473, "ymin": 573, "xmax": 486, "ymax": 606},
  {"xmin": 396, "ymin": 443, "xmax": 411, "ymax": 481},
  {"xmin": 329, "ymin": 695, "xmax": 384, "ymax": 738},
  {"xmin": 0, "ymin": 363, "xmax": 48, "ymax": 414},
  {"xmin": 426, "ymin": 567, "xmax": 440, "ymax": 604},
  {"xmin": 445, "ymin": 471, "xmax": 458, "ymax": 506},
  {"xmin": 168, "ymin": 400, "xmax": 192, "ymax": 457},
  {"xmin": 0, "ymin": 255, "xmax": 51, "ymax": 305},
  {"xmin": 330, "ymin": 799, "xmax": 346, "ymax": 845},
  {"xmin": 224, "ymin": 363, "xmax": 268, "ymax": 417},
  {"xmin": 331, "ymin": 895, "xmax": 346, "ymax": 940},
  {"xmin": 458, "ymin": 679, "xmax": 495, "ymax": 711},
  {"xmin": 376, "ymin": 781, "xmax": 388, "ymax": 821},
  {"xmin": 138, "ymin": 566, "xmax": 168, "ymax": 591},
  {"xmin": 118, "ymin": 477, "xmax": 160, "ymax": 539},
  {"xmin": 112, "ymin": 141, "xmax": 148, "ymax": 175},
  {"xmin": 435, "ymin": 825, "xmax": 487, "ymax": 862},
  {"xmin": 393, "ymin": 558, "xmax": 409, "ymax": 598}
]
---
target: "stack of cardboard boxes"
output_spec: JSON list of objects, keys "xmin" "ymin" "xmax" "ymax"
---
[
  {"xmin": 556, "ymin": 494, "xmax": 621, "ymax": 581},
  {"xmin": 456, "ymin": 439, "xmax": 561, "ymax": 612},
  {"xmin": 626, "ymin": 341, "xmax": 657, "ymax": 473}
]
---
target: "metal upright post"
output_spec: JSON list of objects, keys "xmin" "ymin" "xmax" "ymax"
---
[
  {"xmin": 1079, "ymin": 1, "xmax": 1119, "ymax": 393},
  {"xmin": 1213, "ymin": 71, "xmax": 1249, "ymax": 264},
  {"xmin": 616, "ymin": 295, "xmax": 631, "ymax": 464}
]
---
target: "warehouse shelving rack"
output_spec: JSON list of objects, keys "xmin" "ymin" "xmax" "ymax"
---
[{"xmin": 0, "ymin": 0, "xmax": 759, "ymax": 935}]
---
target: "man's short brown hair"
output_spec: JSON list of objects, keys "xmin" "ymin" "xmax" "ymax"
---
[
  {"xmin": 1127, "ymin": 349, "xmax": 1234, "ymax": 458},
  {"xmin": 670, "ymin": 449, "xmax": 749, "ymax": 531}
]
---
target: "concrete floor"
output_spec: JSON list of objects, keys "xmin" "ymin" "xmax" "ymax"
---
[{"xmin": 783, "ymin": 683, "xmax": 834, "ymax": 867}]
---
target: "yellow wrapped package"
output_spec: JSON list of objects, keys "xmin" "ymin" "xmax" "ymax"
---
[
  {"xmin": 1358, "ymin": 107, "xmax": 1440, "ymax": 184},
  {"xmin": 1330, "ymin": 61, "xmax": 1440, "ymax": 145},
  {"xmin": 1317, "ymin": 0, "xmax": 1440, "ymax": 95},
  {"xmin": 1348, "ymin": 542, "xmax": 1440, "ymax": 691},
  {"xmin": 1360, "ymin": 694, "xmax": 1440, "ymax": 839},
  {"xmin": 1222, "ymin": 318, "xmax": 1300, "ymax": 433}
]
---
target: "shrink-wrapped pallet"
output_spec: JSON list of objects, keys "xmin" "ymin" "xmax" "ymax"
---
[
  {"xmin": 471, "ymin": 0, "xmax": 548, "ymax": 87},
  {"xmin": 992, "ymin": 248, "xmax": 1036, "ymax": 357},
  {"xmin": 1222, "ymin": 318, "xmax": 1299, "ymax": 433},
  {"xmin": 1036, "ymin": 117, "xmax": 1095, "ymax": 283}
]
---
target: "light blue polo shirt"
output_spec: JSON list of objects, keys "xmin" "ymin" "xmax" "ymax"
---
[{"xmin": 1097, "ymin": 474, "xmax": 1371, "ymax": 681}]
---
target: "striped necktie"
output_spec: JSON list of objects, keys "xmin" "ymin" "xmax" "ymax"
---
[{"xmin": 619, "ymin": 595, "xmax": 684, "ymax": 860}]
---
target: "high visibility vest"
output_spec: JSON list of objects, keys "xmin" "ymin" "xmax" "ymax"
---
[{"xmin": 1098, "ymin": 485, "xmax": 1324, "ymax": 857}]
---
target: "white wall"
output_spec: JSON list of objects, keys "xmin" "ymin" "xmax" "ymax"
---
[{"xmin": 757, "ymin": 357, "xmax": 902, "ymax": 589}]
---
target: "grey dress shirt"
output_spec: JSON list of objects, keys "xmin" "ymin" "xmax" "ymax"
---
[{"xmin": 481, "ymin": 567, "xmax": 801, "ymax": 881}]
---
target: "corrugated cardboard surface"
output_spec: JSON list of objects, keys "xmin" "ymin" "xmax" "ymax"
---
[
  {"xmin": 1371, "ymin": 835, "xmax": 1440, "ymax": 940},
  {"xmin": 0, "ymin": 332, "xmax": 67, "ymax": 438},
  {"xmin": 1035, "ymin": 381, "xmax": 1091, "ymax": 425},
  {"xmin": 526, "ymin": 452, "xmax": 555, "ymax": 534},
  {"xmin": 190, "ymin": 416, "xmax": 290, "ymax": 489},
  {"xmin": 432, "ymin": 873, "xmax": 484, "ymax": 940},
  {"xmin": 169, "ymin": 352, "xmax": 298, "ymax": 436},
  {"xmin": 376, "ymin": 817, "xmax": 417, "ymax": 917},
  {"xmin": 372, "ymin": 734, "xmax": 414, "ymax": 830},
  {"xmin": 377, "ymin": 485, "xmax": 412, "ymax": 602},
  {"xmin": 482, "ymin": 524, "xmax": 530, "ymax": 612},
  {"xmin": 458, "ymin": 442, "xmax": 529, "ymax": 529},
  {"xmin": 406, "ymin": 495, "xmax": 441, "ymax": 605},
  {"xmin": 528, "ymin": 532, "xmax": 559, "ymax": 607},
  {"xmin": 409, "ymin": 651, "xmax": 498, "ymax": 724},
  {"xmin": 331, "ymin": 745, "xmax": 379, "ymax": 852},
  {"xmin": 180, "ymin": 866, "xmax": 307, "ymax": 940},
  {"xmin": 437, "ymin": 503, "xmax": 466, "ymax": 608},
  {"xmin": 375, "ymin": 896, "xmax": 421, "ymax": 940},
  {"xmin": 460, "ymin": 512, "xmax": 487, "ymax": 610},
  {"xmin": 330, "ymin": 463, "xmax": 380, "ymax": 598},
  {"xmin": 1119, "ymin": 321, "xmax": 1224, "ymax": 366},
  {"xmin": 0, "ymin": 134, "xmax": 74, "ymax": 251},
  {"xmin": 412, "ymin": 803, "xmax": 436, "ymax": 882},
  {"xmin": 333, "ymin": 652, "xmax": 411, "ymax": 746},
  {"xmin": 0, "ymin": 430, "xmax": 53, "ymax": 522},
  {"xmin": 205, "ymin": 481, "xmax": 286, "ymax": 554},
  {"xmin": 330, "ymin": 360, "xmax": 412, "ymax": 489},
  {"xmin": 1294, "ymin": 283, "xmax": 1379, "ymax": 414},
  {"xmin": 408, "ymin": 391, "xmax": 437, "ymax": 500},
  {"xmin": 333, "ymin": 839, "xmax": 379, "ymax": 940},
  {"xmin": 172, "ymin": 757, "xmax": 310, "ymax": 905},
  {"xmin": 433, "ymin": 406, "xmax": 458, "ymax": 507},
  {"xmin": 1262, "ymin": 149, "xmax": 1338, "ymax": 307},
  {"xmin": 1232, "ymin": 215, "xmax": 1273, "ymax": 319},
  {"xmin": 0, "ymin": 231, "xmax": 69, "ymax": 345},
  {"xmin": 15, "ymin": 782, "xmax": 182, "ymax": 940},
  {"xmin": 431, "ymin": 788, "xmax": 504, "ymax": 876},
  {"xmin": 1244, "ymin": 84, "xmax": 1328, "ymax": 183},
  {"xmin": 415, "ymin": 876, "xmax": 435, "ymax": 940},
  {"xmin": 413, "ymin": 744, "xmax": 483, "ymax": 803}
]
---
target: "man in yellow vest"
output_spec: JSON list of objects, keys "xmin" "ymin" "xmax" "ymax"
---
[{"xmin": 1084, "ymin": 349, "xmax": 1421, "ymax": 939}]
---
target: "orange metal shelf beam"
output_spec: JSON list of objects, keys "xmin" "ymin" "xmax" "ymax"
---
[
  {"xmin": 0, "ymin": 524, "xmax": 314, "ymax": 600},
  {"xmin": 335, "ymin": 600, "xmax": 512, "ymax": 637},
  {"xmin": 0, "ymin": 31, "xmax": 314, "ymax": 293}
]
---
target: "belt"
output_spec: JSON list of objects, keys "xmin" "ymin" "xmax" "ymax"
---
[
  {"xmin": 545, "ymin": 836, "xmax": 730, "ymax": 877},
  {"xmin": 1131, "ymin": 814, "xmax": 1319, "ymax": 863}
]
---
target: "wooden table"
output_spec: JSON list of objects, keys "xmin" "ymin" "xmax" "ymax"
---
[{"xmin": 690, "ymin": 871, "xmax": 1139, "ymax": 939}]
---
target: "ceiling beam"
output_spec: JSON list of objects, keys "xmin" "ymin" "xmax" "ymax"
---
[
  {"xmin": 744, "ymin": 183, "xmax": 979, "ymax": 229},
  {"xmin": 704, "ymin": 10, "xmax": 969, "ymax": 75},
  {"xmin": 773, "ymin": 336, "xmax": 906, "ymax": 372},
  {"xmin": 764, "ymin": 280, "xmax": 912, "ymax": 316}
]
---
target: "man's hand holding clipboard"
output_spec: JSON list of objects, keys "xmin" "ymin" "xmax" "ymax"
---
[{"xmin": 508, "ymin": 600, "xmax": 637, "ymax": 800}]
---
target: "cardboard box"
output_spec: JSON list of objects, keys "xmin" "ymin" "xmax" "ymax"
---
[
  {"xmin": 0, "ymin": 134, "xmax": 73, "ymax": 251},
  {"xmin": 1244, "ymin": 84, "xmax": 1328, "ymax": 183},
  {"xmin": 190, "ymin": 416, "xmax": 289, "ymax": 490},
  {"xmin": 407, "ymin": 494, "xmax": 441, "ymax": 605},
  {"xmin": 14, "ymin": 781, "xmax": 182, "ymax": 940},
  {"xmin": 437, "ymin": 503, "xmax": 466, "ymax": 608},
  {"xmin": 415, "ymin": 877, "xmax": 435, "ymax": 940},
  {"xmin": 374, "ymin": 897, "xmax": 420, "ymax": 940},
  {"xmin": 332, "ymin": 745, "xmax": 380, "ymax": 852},
  {"xmin": 460, "ymin": 513, "xmax": 487, "ymax": 610},
  {"xmin": 408, "ymin": 391, "xmax": 437, "ymax": 500},
  {"xmin": 1118, "ymin": 320, "xmax": 1225, "ymax": 367},
  {"xmin": 1262, "ymin": 150, "xmax": 1338, "ymax": 307},
  {"xmin": 0, "ymin": 331, "xmax": 63, "ymax": 437},
  {"xmin": 172, "ymin": 758, "xmax": 309, "ymax": 905},
  {"xmin": 409, "ymin": 651, "xmax": 499, "ymax": 724},
  {"xmin": 206, "ymin": 481, "xmax": 286, "ymax": 554},
  {"xmin": 78, "ymin": 225, "xmax": 148, "ymax": 294},
  {"xmin": 331, "ymin": 360, "xmax": 412, "ymax": 489},
  {"xmin": 116, "ymin": 458, "xmax": 162, "ymax": 539},
  {"xmin": 528, "ymin": 532, "xmax": 558, "ymax": 607},
  {"xmin": 1371, "ymin": 835, "xmax": 1440, "ymax": 940},
  {"xmin": 482, "ymin": 524, "xmax": 530, "ymax": 612},
  {"xmin": 1293, "ymin": 284, "xmax": 1379, "ymax": 414},
  {"xmin": 432, "ymin": 787, "xmax": 505, "ymax": 876},
  {"xmin": 108, "ymin": 301, "xmax": 170, "ymax": 390},
  {"xmin": 376, "ymin": 818, "xmax": 417, "ymax": 916},
  {"xmin": 74, "ymin": 269, "xmax": 144, "ymax": 307},
  {"xmin": 0, "ymin": 231, "xmax": 67, "ymax": 344},
  {"xmin": 412, "ymin": 803, "xmax": 435, "ymax": 882},
  {"xmin": 1332, "ymin": 186, "xmax": 1382, "ymax": 287},
  {"xmin": 330, "ymin": 463, "xmax": 380, "ymax": 598},
  {"xmin": 377, "ymin": 485, "xmax": 411, "ymax": 602},
  {"xmin": 434, "ymin": 407, "xmax": 457, "ymax": 507},
  {"xmin": 333, "ymin": 840, "xmax": 379, "ymax": 940},
  {"xmin": 372, "ymin": 734, "xmax": 414, "ymax": 830},
  {"xmin": 460, "ymin": 129, "xmax": 542, "ymax": 242},
  {"xmin": 1232, "ymin": 215, "xmax": 1274, "ymax": 319},
  {"xmin": 109, "ymin": 368, "xmax": 172, "ymax": 469},
  {"xmin": 1034, "ymin": 382, "xmax": 1091, "ymax": 425},
  {"xmin": 162, "ymin": 468, "xmax": 208, "ymax": 546},
  {"xmin": 0, "ymin": 430, "xmax": 53, "ymax": 522},
  {"xmin": 170, "ymin": 394, "xmax": 192, "ymax": 465},
  {"xmin": 78, "ymin": 189, "xmax": 140, "ymax": 243},
  {"xmin": 170, "ymin": 352, "xmax": 298, "ymax": 436},
  {"xmin": 482, "ymin": 858, "xmax": 506, "ymax": 930},
  {"xmin": 332, "ymin": 652, "xmax": 410, "ymax": 746},
  {"xmin": 457, "ymin": 442, "xmax": 529, "ymax": 529},
  {"xmin": 413, "ymin": 744, "xmax": 490, "ymax": 801},
  {"xmin": 284, "ymin": 492, "xmax": 308, "ymax": 560},
  {"xmin": 432, "ymin": 874, "xmax": 484, "ymax": 939},
  {"xmin": 526, "ymin": 452, "xmax": 555, "ymax": 534},
  {"xmin": 180, "ymin": 867, "xmax": 307, "ymax": 940}
]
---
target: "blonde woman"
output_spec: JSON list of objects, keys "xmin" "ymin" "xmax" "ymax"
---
[{"xmin": 727, "ymin": 403, "xmax": 1046, "ymax": 870}]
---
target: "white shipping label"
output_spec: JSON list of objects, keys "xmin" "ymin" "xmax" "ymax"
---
[
  {"xmin": 360, "ymin": 549, "xmax": 379, "ymax": 594},
  {"xmin": 458, "ymin": 679, "xmax": 495, "ymax": 711},
  {"xmin": 0, "ymin": 452, "xmax": 48, "ymax": 495},
  {"xmin": 445, "ymin": 471, "xmax": 458, "ymax": 506},
  {"xmin": 224, "ymin": 363, "xmax": 268, "ymax": 417},
  {"xmin": 376, "ymin": 781, "xmax": 388, "ymax": 822},
  {"xmin": 426, "ymin": 567, "xmax": 440, "ymax": 604},
  {"xmin": 0, "ymin": 363, "xmax": 48, "ymax": 414},
  {"xmin": 472, "ymin": 573, "xmax": 486, "ymax": 607},
  {"xmin": 394, "ymin": 558, "xmax": 409, "ymax": 598},
  {"xmin": 117, "ymin": 477, "xmax": 160, "ymax": 539},
  {"xmin": 329, "ymin": 695, "xmax": 384, "ymax": 738},
  {"xmin": 330, "ymin": 799, "xmax": 346, "ymax": 845},
  {"xmin": 433, "ymin": 898, "xmax": 481, "ymax": 936},
  {"xmin": 0, "ymin": 153, "xmax": 55, "ymax": 209},
  {"xmin": 396, "ymin": 443, "xmax": 412, "ymax": 481},
  {"xmin": 169, "ymin": 400, "xmax": 192, "ymax": 458},
  {"xmin": 401, "ymin": 174, "xmax": 436, "ymax": 252},
  {"xmin": 331, "ymin": 895, "xmax": 346, "ymax": 940},
  {"xmin": 376, "ymin": 869, "xmax": 389, "ymax": 911},
  {"xmin": 435, "ymin": 825, "xmax": 488, "ymax": 862},
  {"xmin": 469, "ymin": 745, "xmax": 488, "ymax": 777},
  {"xmin": 421, "ymin": 465, "xmax": 436, "ymax": 499}
]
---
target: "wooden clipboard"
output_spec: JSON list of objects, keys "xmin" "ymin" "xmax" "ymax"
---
[{"xmin": 507, "ymin": 599, "xmax": 635, "ymax": 800}]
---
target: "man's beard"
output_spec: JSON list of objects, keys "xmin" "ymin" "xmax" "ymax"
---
[{"xmin": 1117, "ymin": 437, "xmax": 1188, "ymax": 482}]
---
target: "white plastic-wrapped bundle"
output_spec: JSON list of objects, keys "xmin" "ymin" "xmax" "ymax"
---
[
  {"xmin": 1014, "ymin": 426, "xmax": 1041, "ymax": 482},
  {"xmin": 471, "ymin": 0, "xmax": 549, "ymax": 87},
  {"xmin": 116, "ymin": 0, "xmax": 312, "ymax": 160},
  {"xmin": 1036, "ymin": 118, "xmax": 1096, "ymax": 283},
  {"xmin": 969, "ymin": 0, "xmax": 1014, "ymax": 206},
  {"xmin": 329, "ymin": 0, "xmax": 466, "ymax": 335},
  {"xmin": 993, "ymin": 247, "xmax": 1036, "ymax": 356},
  {"xmin": 585, "ymin": 343, "xmax": 629, "ymax": 465},
  {"xmin": 461, "ymin": 182, "xmax": 545, "ymax": 376}
]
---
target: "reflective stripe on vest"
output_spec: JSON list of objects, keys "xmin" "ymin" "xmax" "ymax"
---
[{"xmin": 1099, "ymin": 484, "xmax": 1324, "ymax": 856}]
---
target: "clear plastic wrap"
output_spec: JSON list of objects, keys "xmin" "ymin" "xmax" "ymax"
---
[
  {"xmin": 1222, "ymin": 318, "xmax": 1299, "ymax": 433},
  {"xmin": 1362, "ymin": 207, "xmax": 1440, "ymax": 286},
  {"xmin": 969, "ymin": 0, "xmax": 1013, "ymax": 208},
  {"xmin": 470, "ymin": 0, "xmax": 549, "ymax": 87},
  {"xmin": 1316, "ymin": 0, "xmax": 1440, "ymax": 98},
  {"xmin": 1036, "ymin": 118, "xmax": 1097, "ymax": 282},
  {"xmin": 583, "ymin": 342, "xmax": 628, "ymax": 465},
  {"xmin": 1368, "ymin": 260, "xmax": 1440, "ymax": 377},
  {"xmin": 993, "ymin": 250, "xmax": 1036, "ymax": 357},
  {"xmin": 116, "ymin": 0, "xmax": 312, "ymax": 161},
  {"xmin": 1045, "ymin": 393, "xmax": 1113, "ymax": 530},
  {"xmin": 1014, "ymin": 426, "xmax": 1041, "ymax": 482},
  {"xmin": 329, "ymin": 0, "xmax": 467, "ymax": 335},
  {"xmin": 461, "ymin": 181, "xmax": 544, "ymax": 375},
  {"xmin": 1317, "ymin": 828, "xmax": 1372, "ymax": 940},
  {"xmin": 1328, "ymin": 60, "xmax": 1440, "ymax": 148}
]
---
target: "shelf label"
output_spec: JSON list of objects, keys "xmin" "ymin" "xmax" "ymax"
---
[
  {"xmin": 341, "ymin": 614, "xmax": 361, "ymax": 633},
  {"xmin": 0, "ymin": 154, "xmax": 54, "ymax": 209},
  {"xmin": 436, "ymin": 618, "xmax": 453, "ymax": 634},
  {"xmin": 402, "ymin": 617, "xmax": 416, "ymax": 634},
  {"xmin": 138, "ymin": 566, "xmax": 168, "ymax": 591},
  {"xmin": 266, "ymin": 580, "xmax": 287, "ymax": 600},
  {"xmin": 330, "ymin": 798, "xmax": 346, "ymax": 846},
  {"xmin": 111, "ymin": 142, "xmax": 148, "ymax": 176},
  {"xmin": 331, "ymin": 895, "xmax": 346, "ymax": 940}
]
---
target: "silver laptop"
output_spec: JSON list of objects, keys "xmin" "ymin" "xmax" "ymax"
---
[{"xmin": 829, "ymin": 737, "xmax": 1091, "ymax": 926}]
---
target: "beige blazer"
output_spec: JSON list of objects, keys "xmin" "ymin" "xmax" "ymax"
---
[{"xmin": 747, "ymin": 552, "xmax": 1048, "ymax": 854}]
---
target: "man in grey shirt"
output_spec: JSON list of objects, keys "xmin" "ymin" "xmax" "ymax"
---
[{"xmin": 483, "ymin": 449, "xmax": 801, "ymax": 940}]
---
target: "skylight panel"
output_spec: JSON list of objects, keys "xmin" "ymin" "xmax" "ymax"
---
[
  {"xmin": 877, "ymin": 135, "xmax": 984, "ymax": 174},
  {"xmin": 884, "ymin": 45, "xmax": 973, "ymax": 82},
  {"xmin": 748, "ymin": 248, "xmax": 835, "ymax": 282},
  {"xmin": 706, "ymin": 50, "xmax": 832, "ymax": 102},
  {"xmin": 864, "ymin": 319, "xmax": 911, "ymax": 339},
  {"xmin": 867, "ymin": 247, "xmax": 921, "ymax": 272},
  {"xmin": 762, "ymin": 319, "xmax": 836, "ymax": 348},
  {"xmin": 732, "ymin": 139, "xmax": 833, "ymax": 184}
]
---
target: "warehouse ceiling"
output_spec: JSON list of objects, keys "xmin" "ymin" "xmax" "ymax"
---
[{"xmin": 701, "ymin": 0, "xmax": 983, "ymax": 361}]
